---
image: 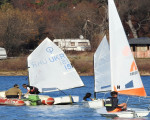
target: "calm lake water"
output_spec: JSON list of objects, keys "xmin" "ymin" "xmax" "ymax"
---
[{"xmin": 0, "ymin": 76, "xmax": 150, "ymax": 120}]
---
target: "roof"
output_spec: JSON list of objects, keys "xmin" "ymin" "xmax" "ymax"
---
[
  {"xmin": 53, "ymin": 39, "xmax": 90, "ymax": 42},
  {"xmin": 129, "ymin": 37, "xmax": 150, "ymax": 45}
]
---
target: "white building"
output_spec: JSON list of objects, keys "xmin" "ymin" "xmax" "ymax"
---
[
  {"xmin": 0, "ymin": 47, "xmax": 7, "ymax": 59},
  {"xmin": 53, "ymin": 36, "xmax": 91, "ymax": 51}
]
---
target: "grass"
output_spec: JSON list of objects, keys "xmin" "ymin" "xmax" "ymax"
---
[
  {"xmin": 0, "ymin": 52, "xmax": 150, "ymax": 76},
  {"xmin": 0, "ymin": 56, "xmax": 28, "ymax": 76}
]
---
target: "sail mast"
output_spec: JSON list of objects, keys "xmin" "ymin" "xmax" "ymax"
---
[
  {"xmin": 27, "ymin": 62, "xmax": 30, "ymax": 86},
  {"xmin": 93, "ymin": 54, "xmax": 96, "ymax": 99},
  {"xmin": 108, "ymin": 0, "xmax": 114, "ymax": 92}
]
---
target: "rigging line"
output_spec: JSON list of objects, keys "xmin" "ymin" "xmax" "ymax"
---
[
  {"xmin": 126, "ymin": 96, "xmax": 130, "ymax": 104},
  {"xmin": 148, "ymin": 104, "xmax": 150, "ymax": 111},
  {"xmin": 103, "ymin": 92, "xmax": 107, "ymax": 99},
  {"xmin": 27, "ymin": 65, "xmax": 30, "ymax": 86},
  {"xmin": 138, "ymin": 97, "xmax": 141, "ymax": 102},
  {"xmin": 57, "ymin": 88, "xmax": 68, "ymax": 95}
]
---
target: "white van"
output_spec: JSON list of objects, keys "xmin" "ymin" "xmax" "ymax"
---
[{"xmin": 0, "ymin": 47, "xmax": 7, "ymax": 59}]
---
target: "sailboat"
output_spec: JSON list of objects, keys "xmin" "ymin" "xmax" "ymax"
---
[
  {"xmin": 26, "ymin": 37, "xmax": 84, "ymax": 105},
  {"xmin": 96, "ymin": 0, "xmax": 149, "ymax": 118},
  {"xmin": 84, "ymin": 36, "xmax": 110, "ymax": 108}
]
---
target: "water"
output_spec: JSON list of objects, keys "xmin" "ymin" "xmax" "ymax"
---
[{"xmin": 0, "ymin": 76, "xmax": 150, "ymax": 120}]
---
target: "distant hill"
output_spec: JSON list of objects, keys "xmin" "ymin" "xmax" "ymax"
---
[{"xmin": 0, "ymin": 0, "xmax": 149, "ymax": 56}]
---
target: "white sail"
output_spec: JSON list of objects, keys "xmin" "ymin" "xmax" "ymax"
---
[
  {"xmin": 28, "ymin": 37, "xmax": 84, "ymax": 92},
  {"xmin": 108, "ymin": 0, "xmax": 146, "ymax": 96},
  {"xmin": 94, "ymin": 36, "xmax": 111, "ymax": 92}
]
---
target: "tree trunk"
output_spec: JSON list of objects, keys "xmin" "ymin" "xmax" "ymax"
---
[{"xmin": 126, "ymin": 14, "xmax": 138, "ymax": 38}]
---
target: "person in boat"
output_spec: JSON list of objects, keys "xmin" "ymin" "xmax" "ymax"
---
[
  {"xmin": 5, "ymin": 84, "xmax": 22, "ymax": 99},
  {"xmin": 22, "ymin": 84, "xmax": 40, "ymax": 94},
  {"xmin": 83, "ymin": 93, "xmax": 94, "ymax": 101},
  {"xmin": 105, "ymin": 91, "xmax": 127, "ymax": 112}
]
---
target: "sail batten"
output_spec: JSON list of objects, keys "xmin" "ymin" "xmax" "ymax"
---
[
  {"xmin": 108, "ymin": 0, "xmax": 146, "ymax": 96},
  {"xmin": 28, "ymin": 37, "xmax": 84, "ymax": 92}
]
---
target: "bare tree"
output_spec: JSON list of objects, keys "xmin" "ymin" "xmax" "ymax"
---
[{"xmin": 117, "ymin": 0, "xmax": 150, "ymax": 38}]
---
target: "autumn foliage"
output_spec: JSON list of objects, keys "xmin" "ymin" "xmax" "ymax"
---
[{"xmin": 0, "ymin": 0, "xmax": 149, "ymax": 56}]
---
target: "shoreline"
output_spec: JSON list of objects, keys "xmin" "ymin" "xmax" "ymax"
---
[
  {"xmin": 0, "ymin": 52, "xmax": 150, "ymax": 77},
  {"xmin": 0, "ymin": 71, "xmax": 150, "ymax": 76}
]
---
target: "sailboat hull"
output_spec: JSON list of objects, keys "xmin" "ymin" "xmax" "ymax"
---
[
  {"xmin": 38, "ymin": 95, "xmax": 54, "ymax": 105},
  {"xmin": 53, "ymin": 96, "xmax": 79, "ymax": 105},
  {"xmin": 83, "ymin": 99, "xmax": 104, "ymax": 108},
  {"xmin": 38, "ymin": 95, "xmax": 79, "ymax": 105},
  {"xmin": 97, "ymin": 107, "xmax": 150, "ymax": 118}
]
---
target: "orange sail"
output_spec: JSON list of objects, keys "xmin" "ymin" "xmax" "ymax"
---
[{"xmin": 114, "ymin": 86, "xmax": 146, "ymax": 97}]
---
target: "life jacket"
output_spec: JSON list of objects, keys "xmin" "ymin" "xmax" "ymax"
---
[
  {"xmin": 27, "ymin": 85, "xmax": 40, "ymax": 94},
  {"xmin": 85, "ymin": 98, "xmax": 92, "ymax": 101},
  {"xmin": 30, "ymin": 87, "xmax": 35, "ymax": 92},
  {"xmin": 105, "ymin": 97, "xmax": 121, "ymax": 112},
  {"xmin": 104, "ymin": 97, "xmax": 112, "ymax": 107}
]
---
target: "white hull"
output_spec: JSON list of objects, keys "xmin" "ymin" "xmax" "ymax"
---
[
  {"xmin": 53, "ymin": 96, "xmax": 79, "ymax": 105},
  {"xmin": 83, "ymin": 99, "xmax": 104, "ymax": 109},
  {"xmin": 38, "ymin": 95, "xmax": 79, "ymax": 105},
  {"xmin": 97, "ymin": 107, "xmax": 150, "ymax": 118}
]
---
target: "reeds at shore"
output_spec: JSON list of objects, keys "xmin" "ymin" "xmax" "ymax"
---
[{"xmin": 0, "ymin": 52, "xmax": 150, "ymax": 76}]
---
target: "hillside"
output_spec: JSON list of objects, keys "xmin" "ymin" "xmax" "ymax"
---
[{"xmin": 0, "ymin": 0, "xmax": 149, "ymax": 56}]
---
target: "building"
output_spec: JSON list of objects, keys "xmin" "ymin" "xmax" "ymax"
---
[
  {"xmin": 0, "ymin": 47, "xmax": 7, "ymax": 59},
  {"xmin": 129, "ymin": 37, "xmax": 150, "ymax": 58},
  {"xmin": 53, "ymin": 36, "xmax": 91, "ymax": 51}
]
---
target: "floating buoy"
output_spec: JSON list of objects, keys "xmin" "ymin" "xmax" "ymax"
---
[{"xmin": 42, "ymin": 97, "xmax": 54, "ymax": 105}]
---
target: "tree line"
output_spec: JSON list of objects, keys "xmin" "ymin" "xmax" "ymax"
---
[{"xmin": 0, "ymin": 0, "xmax": 149, "ymax": 56}]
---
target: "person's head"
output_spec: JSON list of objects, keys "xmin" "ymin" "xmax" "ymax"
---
[
  {"xmin": 22, "ymin": 84, "xmax": 27, "ymax": 89},
  {"xmin": 83, "ymin": 92, "xmax": 92, "ymax": 100},
  {"xmin": 111, "ymin": 91, "xmax": 118, "ymax": 97},
  {"xmin": 14, "ymin": 84, "xmax": 19, "ymax": 88},
  {"xmin": 85, "ymin": 93, "xmax": 92, "ymax": 98}
]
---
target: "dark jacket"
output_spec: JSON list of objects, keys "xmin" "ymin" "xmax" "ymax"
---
[
  {"xmin": 105, "ymin": 97, "xmax": 122, "ymax": 111},
  {"xmin": 27, "ymin": 85, "xmax": 40, "ymax": 94}
]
